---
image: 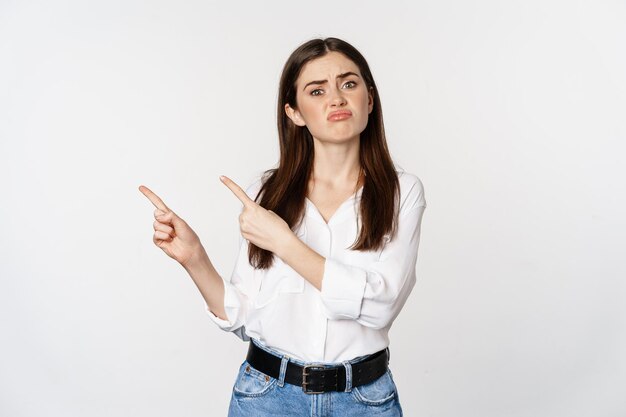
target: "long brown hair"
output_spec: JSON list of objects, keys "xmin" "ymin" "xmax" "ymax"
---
[{"xmin": 249, "ymin": 37, "xmax": 400, "ymax": 270}]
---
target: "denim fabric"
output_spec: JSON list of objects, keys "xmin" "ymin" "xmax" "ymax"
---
[{"xmin": 227, "ymin": 338, "xmax": 403, "ymax": 416}]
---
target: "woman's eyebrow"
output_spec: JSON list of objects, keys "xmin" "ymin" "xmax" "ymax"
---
[{"xmin": 302, "ymin": 71, "xmax": 360, "ymax": 91}]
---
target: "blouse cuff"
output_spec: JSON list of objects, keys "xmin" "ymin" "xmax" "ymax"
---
[
  {"xmin": 320, "ymin": 257, "xmax": 367, "ymax": 320},
  {"xmin": 205, "ymin": 279, "xmax": 243, "ymax": 331}
]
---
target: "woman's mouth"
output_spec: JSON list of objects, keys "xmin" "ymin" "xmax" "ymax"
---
[{"xmin": 328, "ymin": 110, "xmax": 352, "ymax": 121}]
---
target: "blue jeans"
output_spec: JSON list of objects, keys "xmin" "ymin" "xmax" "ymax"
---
[{"xmin": 227, "ymin": 338, "xmax": 403, "ymax": 416}]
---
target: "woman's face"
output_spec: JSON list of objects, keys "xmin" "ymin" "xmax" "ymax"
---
[{"xmin": 285, "ymin": 51, "xmax": 373, "ymax": 144}]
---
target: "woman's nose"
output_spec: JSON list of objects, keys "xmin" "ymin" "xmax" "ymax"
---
[{"xmin": 328, "ymin": 86, "xmax": 347, "ymax": 106}]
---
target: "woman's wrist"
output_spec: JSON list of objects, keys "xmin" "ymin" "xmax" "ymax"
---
[{"xmin": 181, "ymin": 244, "xmax": 210, "ymax": 273}]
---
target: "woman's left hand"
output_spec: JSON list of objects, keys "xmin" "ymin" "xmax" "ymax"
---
[{"xmin": 220, "ymin": 175, "xmax": 293, "ymax": 254}]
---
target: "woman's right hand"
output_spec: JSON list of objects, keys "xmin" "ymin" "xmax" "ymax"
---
[{"xmin": 138, "ymin": 185, "xmax": 203, "ymax": 268}]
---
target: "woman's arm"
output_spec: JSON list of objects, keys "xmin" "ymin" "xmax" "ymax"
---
[
  {"xmin": 138, "ymin": 184, "xmax": 232, "ymax": 322},
  {"xmin": 182, "ymin": 248, "xmax": 227, "ymax": 321}
]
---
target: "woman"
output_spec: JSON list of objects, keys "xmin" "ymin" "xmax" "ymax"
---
[{"xmin": 139, "ymin": 37, "xmax": 426, "ymax": 416}]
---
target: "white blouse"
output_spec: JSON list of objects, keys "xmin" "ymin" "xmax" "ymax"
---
[{"xmin": 206, "ymin": 168, "xmax": 427, "ymax": 363}]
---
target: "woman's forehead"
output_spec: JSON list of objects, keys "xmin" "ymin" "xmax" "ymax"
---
[{"xmin": 298, "ymin": 52, "xmax": 361, "ymax": 82}]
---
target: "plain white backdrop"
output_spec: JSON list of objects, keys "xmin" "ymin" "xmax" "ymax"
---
[{"xmin": 1, "ymin": 0, "xmax": 625, "ymax": 416}]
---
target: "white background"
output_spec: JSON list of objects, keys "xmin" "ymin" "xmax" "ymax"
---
[{"xmin": 1, "ymin": 0, "xmax": 625, "ymax": 416}]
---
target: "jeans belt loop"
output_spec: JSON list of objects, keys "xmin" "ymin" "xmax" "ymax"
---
[
  {"xmin": 342, "ymin": 360, "xmax": 353, "ymax": 392},
  {"xmin": 278, "ymin": 355, "xmax": 289, "ymax": 387}
]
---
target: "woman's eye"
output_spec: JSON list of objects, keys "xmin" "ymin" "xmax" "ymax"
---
[{"xmin": 310, "ymin": 81, "xmax": 356, "ymax": 96}]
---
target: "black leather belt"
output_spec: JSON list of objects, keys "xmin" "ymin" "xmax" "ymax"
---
[{"xmin": 245, "ymin": 341, "xmax": 390, "ymax": 394}]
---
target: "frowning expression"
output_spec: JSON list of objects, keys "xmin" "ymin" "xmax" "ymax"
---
[{"xmin": 285, "ymin": 51, "xmax": 374, "ymax": 143}]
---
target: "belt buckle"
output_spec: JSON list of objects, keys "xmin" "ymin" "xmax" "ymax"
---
[{"xmin": 302, "ymin": 364, "xmax": 326, "ymax": 394}]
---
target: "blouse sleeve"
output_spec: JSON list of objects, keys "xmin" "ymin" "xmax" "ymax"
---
[
  {"xmin": 319, "ymin": 177, "xmax": 427, "ymax": 330},
  {"xmin": 204, "ymin": 238, "xmax": 252, "ymax": 341}
]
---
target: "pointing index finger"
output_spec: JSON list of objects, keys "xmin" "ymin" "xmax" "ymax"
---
[
  {"xmin": 220, "ymin": 175, "xmax": 255, "ymax": 207},
  {"xmin": 138, "ymin": 185, "xmax": 170, "ymax": 212}
]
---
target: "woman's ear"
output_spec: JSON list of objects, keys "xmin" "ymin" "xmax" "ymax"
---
[
  {"xmin": 285, "ymin": 103, "xmax": 306, "ymax": 127},
  {"xmin": 368, "ymin": 86, "xmax": 374, "ymax": 114}
]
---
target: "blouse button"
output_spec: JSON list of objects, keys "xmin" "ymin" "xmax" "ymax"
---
[
  {"xmin": 265, "ymin": 375, "xmax": 270, "ymax": 382},
  {"xmin": 245, "ymin": 365, "xmax": 250, "ymax": 372}
]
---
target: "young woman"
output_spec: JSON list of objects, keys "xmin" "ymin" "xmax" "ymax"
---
[{"xmin": 139, "ymin": 37, "xmax": 426, "ymax": 416}]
